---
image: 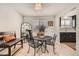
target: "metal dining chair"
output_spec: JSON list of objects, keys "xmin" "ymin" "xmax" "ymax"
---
[
  {"xmin": 46, "ymin": 34, "xmax": 57, "ymax": 54},
  {"xmin": 26, "ymin": 29, "xmax": 42, "ymax": 56}
]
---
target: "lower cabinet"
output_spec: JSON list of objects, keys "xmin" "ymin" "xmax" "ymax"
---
[{"xmin": 60, "ymin": 32, "xmax": 76, "ymax": 42}]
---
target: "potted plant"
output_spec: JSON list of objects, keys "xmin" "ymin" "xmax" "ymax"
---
[{"xmin": 39, "ymin": 24, "xmax": 46, "ymax": 32}]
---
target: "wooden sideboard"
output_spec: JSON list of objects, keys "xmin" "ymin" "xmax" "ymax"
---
[{"xmin": 60, "ymin": 32, "xmax": 76, "ymax": 42}]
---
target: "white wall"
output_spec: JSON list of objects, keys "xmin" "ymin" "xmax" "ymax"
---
[
  {"xmin": 0, "ymin": 4, "xmax": 23, "ymax": 38},
  {"xmin": 76, "ymin": 7, "xmax": 79, "ymax": 55}
]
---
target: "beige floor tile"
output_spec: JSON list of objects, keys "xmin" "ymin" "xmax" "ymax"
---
[{"xmin": 0, "ymin": 43, "xmax": 76, "ymax": 56}]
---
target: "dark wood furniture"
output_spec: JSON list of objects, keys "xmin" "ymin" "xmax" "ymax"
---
[
  {"xmin": 0, "ymin": 32, "xmax": 23, "ymax": 56},
  {"xmin": 0, "ymin": 38, "xmax": 23, "ymax": 56},
  {"xmin": 60, "ymin": 32, "xmax": 76, "ymax": 42}
]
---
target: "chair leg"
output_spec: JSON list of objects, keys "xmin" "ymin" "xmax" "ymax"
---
[
  {"xmin": 34, "ymin": 48, "xmax": 36, "ymax": 56},
  {"xmin": 53, "ymin": 45, "xmax": 56, "ymax": 54},
  {"xmin": 41, "ymin": 46, "xmax": 43, "ymax": 53},
  {"xmin": 27, "ymin": 45, "xmax": 30, "ymax": 54},
  {"xmin": 43, "ymin": 43, "xmax": 49, "ymax": 53},
  {"xmin": 37, "ymin": 46, "xmax": 41, "ymax": 53}
]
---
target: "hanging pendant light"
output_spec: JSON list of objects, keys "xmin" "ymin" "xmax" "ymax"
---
[{"xmin": 34, "ymin": 3, "xmax": 43, "ymax": 10}]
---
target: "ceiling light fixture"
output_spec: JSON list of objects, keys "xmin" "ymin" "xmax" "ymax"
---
[{"xmin": 34, "ymin": 3, "xmax": 43, "ymax": 10}]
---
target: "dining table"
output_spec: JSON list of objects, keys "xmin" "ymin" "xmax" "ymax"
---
[{"xmin": 34, "ymin": 35, "xmax": 53, "ymax": 53}]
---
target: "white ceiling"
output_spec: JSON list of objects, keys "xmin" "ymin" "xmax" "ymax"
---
[{"xmin": 5, "ymin": 3, "xmax": 79, "ymax": 16}]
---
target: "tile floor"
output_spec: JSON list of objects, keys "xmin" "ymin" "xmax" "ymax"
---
[{"xmin": 0, "ymin": 42, "xmax": 76, "ymax": 56}]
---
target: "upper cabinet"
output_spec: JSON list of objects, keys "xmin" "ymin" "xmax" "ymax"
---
[{"xmin": 60, "ymin": 15, "xmax": 76, "ymax": 29}]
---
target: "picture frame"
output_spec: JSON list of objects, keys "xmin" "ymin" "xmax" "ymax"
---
[{"xmin": 48, "ymin": 21, "xmax": 53, "ymax": 26}]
